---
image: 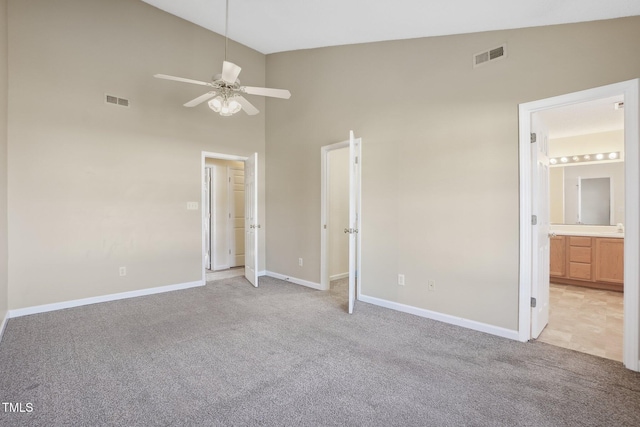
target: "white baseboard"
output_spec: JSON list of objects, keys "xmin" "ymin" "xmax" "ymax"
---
[
  {"xmin": 258, "ymin": 270, "xmax": 266, "ymax": 277},
  {"xmin": 359, "ymin": 294, "xmax": 520, "ymax": 341},
  {"xmin": 8, "ymin": 280, "xmax": 205, "ymax": 318},
  {"xmin": 265, "ymin": 271, "xmax": 323, "ymax": 290},
  {"xmin": 0, "ymin": 311, "xmax": 8, "ymax": 344},
  {"xmin": 330, "ymin": 272, "xmax": 349, "ymax": 281}
]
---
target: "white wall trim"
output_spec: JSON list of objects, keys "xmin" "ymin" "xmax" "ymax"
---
[
  {"xmin": 518, "ymin": 79, "xmax": 640, "ymax": 371},
  {"xmin": 330, "ymin": 272, "xmax": 349, "ymax": 281},
  {"xmin": 8, "ymin": 280, "xmax": 204, "ymax": 318},
  {"xmin": 0, "ymin": 312, "xmax": 8, "ymax": 343},
  {"xmin": 265, "ymin": 271, "xmax": 323, "ymax": 290},
  {"xmin": 359, "ymin": 294, "xmax": 519, "ymax": 341}
]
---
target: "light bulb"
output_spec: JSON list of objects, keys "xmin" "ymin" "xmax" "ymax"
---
[
  {"xmin": 596, "ymin": 153, "xmax": 604, "ymax": 160},
  {"xmin": 572, "ymin": 156, "xmax": 579, "ymax": 162},
  {"xmin": 583, "ymin": 154, "xmax": 591, "ymax": 160},
  {"xmin": 208, "ymin": 97, "xmax": 223, "ymax": 112},
  {"xmin": 608, "ymin": 152, "xmax": 618, "ymax": 159},
  {"xmin": 228, "ymin": 98, "xmax": 242, "ymax": 114},
  {"xmin": 560, "ymin": 157, "xmax": 568, "ymax": 163},
  {"xmin": 549, "ymin": 158, "xmax": 557, "ymax": 165}
]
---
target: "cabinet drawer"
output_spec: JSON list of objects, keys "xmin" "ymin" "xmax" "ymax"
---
[
  {"xmin": 569, "ymin": 262, "xmax": 592, "ymax": 280},
  {"xmin": 569, "ymin": 246, "xmax": 591, "ymax": 263},
  {"xmin": 569, "ymin": 236, "xmax": 592, "ymax": 247}
]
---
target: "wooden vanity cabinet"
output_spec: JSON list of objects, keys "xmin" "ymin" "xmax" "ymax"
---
[
  {"xmin": 550, "ymin": 235, "xmax": 623, "ymax": 292},
  {"xmin": 549, "ymin": 235, "xmax": 566, "ymax": 277}
]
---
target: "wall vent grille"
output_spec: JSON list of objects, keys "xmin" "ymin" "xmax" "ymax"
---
[
  {"xmin": 473, "ymin": 44, "xmax": 507, "ymax": 68},
  {"xmin": 105, "ymin": 94, "xmax": 130, "ymax": 108}
]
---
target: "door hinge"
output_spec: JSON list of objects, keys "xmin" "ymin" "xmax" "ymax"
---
[
  {"xmin": 531, "ymin": 215, "xmax": 537, "ymax": 225},
  {"xmin": 530, "ymin": 133, "xmax": 537, "ymax": 143},
  {"xmin": 355, "ymin": 156, "xmax": 359, "ymax": 164},
  {"xmin": 531, "ymin": 297, "xmax": 537, "ymax": 308},
  {"xmin": 229, "ymin": 177, "xmax": 231, "ymax": 182},
  {"xmin": 229, "ymin": 249, "xmax": 231, "ymax": 254}
]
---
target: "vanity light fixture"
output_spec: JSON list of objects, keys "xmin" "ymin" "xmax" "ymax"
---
[{"xmin": 549, "ymin": 152, "xmax": 621, "ymax": 166}]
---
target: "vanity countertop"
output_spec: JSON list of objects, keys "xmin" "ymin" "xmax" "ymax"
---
[{"xmin": 551, "ymin": 231, "xmax": 624, "ymax": 238}]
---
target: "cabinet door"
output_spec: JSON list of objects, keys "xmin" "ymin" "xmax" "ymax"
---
[
  {"xmin": 550, "ymin": 236, "xmax": 566, "ymax": 277},
  {"xmin": 595, "ymin": 238, "xmax": 624, "ymax": 284}
]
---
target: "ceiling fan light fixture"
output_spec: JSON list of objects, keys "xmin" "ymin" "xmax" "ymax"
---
[{"xmin": 208, "ymin": 96, "xmax": 242, "ymax": 116}]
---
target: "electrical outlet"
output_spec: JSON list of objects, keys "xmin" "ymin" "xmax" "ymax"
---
[
  {"xmin": 428, "ymin": 280, "xmax": 435, "ymax": 291},
  {"xmin": 398, "ymin": 274, "xmax": 405, "ymax": 286},
  {"xmin": 298, "ymin": 258, "xmax": 303, "ymax": 267},
  {"xmin": 119, "ymin": 267, "xmax": 127, "ymax": 277}
]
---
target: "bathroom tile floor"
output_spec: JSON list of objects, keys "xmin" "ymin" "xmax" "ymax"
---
[{"xmin": 537, "ymin": 283, "xmax": 623, "ymax": 362}]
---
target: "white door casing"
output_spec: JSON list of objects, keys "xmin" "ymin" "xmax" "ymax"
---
[
  {"xmin": 518, "ymin": 79, "xmax": 640, "ymax": 371},
  {"xmin": 530, "ymin": 114, "xmax": 550, "ymax": 339},
  {"xmin": 244, "ymin": 153, "xmax": 259, "ymax": 287},
  {"xmin": 348, "ymin": 131, "xmax": 361, "ymax": 314}
]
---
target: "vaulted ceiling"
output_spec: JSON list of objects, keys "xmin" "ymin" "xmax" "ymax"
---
[{"xmin": 141, "ymin": 0, "xmax": 640, "ymax": 54}]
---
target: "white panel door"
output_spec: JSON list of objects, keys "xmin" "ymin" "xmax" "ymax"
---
[
  {"xmin": 347, "ymin": 131, "xmax": 361, "ymax": 314},
  {"xmin": 229, "ymin": 167, "xmax": 246, "ymax": 267},
  {"xmin": 244, "ymin": 153, "xmax": 259, "ymax": 287},
  {"xmin": 204, "ymin": 167, "xmax": 212, "ymax": 271},
  {"xmin": 531, "ymin": 114, "xmax": 550, "ymax": 338}
]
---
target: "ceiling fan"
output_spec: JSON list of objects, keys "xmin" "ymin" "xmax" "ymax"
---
[{"xmin": 153, "ymin": 0, "xmax": 290, "ymax": 116}]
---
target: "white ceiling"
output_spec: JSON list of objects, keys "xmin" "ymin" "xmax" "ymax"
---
[
  {"xmin": 141, "ymin": 0, "xmax": 640, "ymax": 54},
  {"xmin": 538, "ymin": 96, "xmax": 625, "ymax": 140}
]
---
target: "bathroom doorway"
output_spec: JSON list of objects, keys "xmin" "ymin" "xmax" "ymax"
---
[{"xmin": 518, "ymin": 79, "xmax": 640, "ymax": 371}]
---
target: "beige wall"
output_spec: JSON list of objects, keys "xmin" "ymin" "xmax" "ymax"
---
[
  {"xmin": 328, "ymin": 147, "xmax": 349, "ymax": 278},
  {"xmin": 549, "ymin": 167, "xmax": 564, "ymax": 224},
  {"xmin": 7, "ymin": 0, "xmax": 266, "ymax": 309},
  {"xmin": 0, "ymin": 0, "xmax": 8, "ymax": 322},
  {"xmin": 265, "ymin": 17, "xmax": 640, "ymax": 330}
]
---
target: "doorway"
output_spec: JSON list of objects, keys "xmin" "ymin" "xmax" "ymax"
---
[
  {"xmin": 518, "ymin": 79, "xmax": 640, "ymax": 371},
  {"xmin": 201, "ymin": 151, "xmax": 260, "ymax": 287},
  {"xmin": 204, "ymin": 158, "xmax": 245, "ymax": 276},
  {"xmin": 320, "ymin": 133, "xmax": 362, "ymax": 313},
  {"xmin": 535, "ymin": 95, "xmax": 626, "ymax": 361}
]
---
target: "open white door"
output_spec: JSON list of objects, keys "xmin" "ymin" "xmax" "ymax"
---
[
  {"xmin": 531, "ymin": 114, "xmax": 550, "ymax": 338},
  {"xmin": 347, "ymin": 131, "xmax": 361, "ymax": 314},
  {"xmin": 244, "ymin": 153, "xmax": 259, "ymax": 287},
  {"xmin": 204, "ymin": 167, "xmax": 212, "ymax": 270}
]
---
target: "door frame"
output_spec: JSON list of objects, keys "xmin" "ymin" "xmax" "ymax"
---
[
  {"xmin": 518, "ymin": 79, "xmax": 639, "ymax": 371},
  {"xmin": 320, "ymin": 139, "xmax": 362, "ymax": 297},
  {"xmin": 201, "ymin": 151, "xmax": 251, "ymax": 283}
]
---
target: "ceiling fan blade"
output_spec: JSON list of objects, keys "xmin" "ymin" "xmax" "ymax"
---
[
  {"xmin": 242, "ymin": 86, "xmax": 291, "ymax": 99},
  {"xmin": 235, "ymin": 96, "xmax": 259, "ymax": 116},
  {"xmin": 154, "ymin": 74, "xmax": 211, "ymax": 87},
  {"xmin": 183, "ymin": 92, "xmax": 217, "ymax": 107},
  {"xmin": 221, "ymin": 61, "xmax": 242, "ymax": 84}
]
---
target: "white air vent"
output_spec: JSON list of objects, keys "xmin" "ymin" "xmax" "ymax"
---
[
  {"xmin": 105, "ymin": 94, "xmax": 130, "ymax": 108},
  {"xmin": 473, "ymin": 44, "xmax": 507, "ymax": 68}
]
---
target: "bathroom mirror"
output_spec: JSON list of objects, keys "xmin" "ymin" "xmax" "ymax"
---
[
  {"xmin": 578, "ymin": 177, "xmax": 611, "ymax": 225},
  {"xmin": 550, "ymin": 162, "xmax": 623, "ymax": 225}
]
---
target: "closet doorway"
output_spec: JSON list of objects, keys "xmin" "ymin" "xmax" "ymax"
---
[{"xmin": 204, "ymin": 158, "xmax": 245, "ymax": 280}]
